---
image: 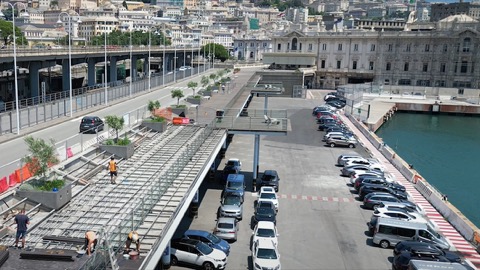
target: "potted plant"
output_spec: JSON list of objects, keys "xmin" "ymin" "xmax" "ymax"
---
[
  {"xmin": 170, "ymin": 89, "xmax": 186, "ymax": 116},
  {"xmin": 141, "ymin": 100, "xmax": 168, "ymax": 132},
  {"xmin": 186, "ymin": 95, "xmax": 202, "ymax": 105},
  {"xmin": 17, "ymin": 136, "xmax": 72, "ymax": 210},
  {"xmin": 100, "ymin": 115, "xmax": 135, "ymax": 159}
]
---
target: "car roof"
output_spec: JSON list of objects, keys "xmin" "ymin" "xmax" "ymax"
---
[
  {"xmin": 257, "ymin": 221, "xmax": 276, "ymax": 230},
  {"xmin": 173, "ymin": 238, "xmax": 200, "ymax": 246},
  {"xmin": 260, "ymin": 186, "xmax": 276, "ymax": 193},
  {"xmin": 217, "ymin": 217, "xmax": 236, "ymax": 223},
  {"xmin": 184, "ymin": 230, "xmax": 210, "ymax": 237},
  {"xmin": 82, "ymin": 116, "xmax": 99, "ymax": 120},
  {"xmin": 264, "ymin": 170, "xmax": 277, "ymax": 175},
  {"xmin": 228, "ymin": 158, "xmax": 240, "ymax": 162},
  {"xmin": 255, "ymin": 238, "xmax": 277, "ymax": 249}
]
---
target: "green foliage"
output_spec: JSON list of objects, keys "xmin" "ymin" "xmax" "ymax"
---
[
  {"xmin": 308, "ymin": 7, "xmax": 324, "ymax": 15},
  {"xmin": 148, "ymin": 100, "xmax": 161, "ymax": 114},
  {"xmin": 104, "ymin": 139, "xmax": 115, "ymax": 145},
  {"xmin": 22, "ymin": 136, "xmax": 59, "ymax": 179},
  {"xmin": 151, "ymin": 116, "xmax": 166, "ymax": 122},
  {"xmin": 19, "ymin": 179, "xmax": 65, "ymax": 191},
  {"xmin": 193, "ymin": 95, "xmax": 202, "ymax": 99},
  {"xmin": 187, "ymin": 81, "xmax": 198, "ymax": 96},
  {"xmin": 171, "ymin": 89, "xmax": 184, "ymax": 106},
  {"xmin": 105, "ymin": 115, "xmax": 125, "ymax": 142},
  {"xmin": 209, "ymin": 73, "xmax": 218, "ymax": 83},
  {"xmin": 201, "ymin": 43, "xmax": 229, "ymax": 62},
  {"xmin": 0, "ymin": 20, "xmax": 28, "ymax": 46},
  {"xmin": 171, "ymin": 104, "xmax": 186, "ymax": 108},
  {"xmin": 116, "ymin": 137, "xmax": 131, "ymax": 146},
  {"xmin": 88, "ymin": 30, "xmax": 171, "ymax": 46},
  {"xmin": 201, "ymin": 76, "xmax": 210, "ymax": 87},
  {"xmin": 234, "ymin": 68, "xmax": 241, "ymax": 73}
]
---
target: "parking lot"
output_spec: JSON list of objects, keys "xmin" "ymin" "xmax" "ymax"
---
[{"xmin": 172, "ymin": 93, "xmax": 395, "ymax": 269}]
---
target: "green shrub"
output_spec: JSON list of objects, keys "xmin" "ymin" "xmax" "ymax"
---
[
  {"xmin": 19, "ymin": 179, "xmax": 65, "ymax": 191},
  {"xmin": 148, "ymin": 116, "xmax": 165, "ymax": 122},
  {"xmin": 171, "ymin": 104, "xmax": 187, "ymax": 108},
  {"xmin": 117, "ymin": 137, "xmax": 131, "ymax": 146},
  {"xmin": 104, "ymin": 139, "xmax": 115, "ymax": 145},
  {"xmin": 193, "ymin": 95, "xmax": 202, "ymax": 99}
]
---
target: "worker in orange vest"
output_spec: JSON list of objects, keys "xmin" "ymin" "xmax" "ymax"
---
[{"xmin": 108, "ymin": 156, "xmax": 118, "ymax": 184}]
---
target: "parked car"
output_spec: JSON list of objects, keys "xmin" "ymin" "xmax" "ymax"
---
[
  {"xmin": 253, "ymin": 202, "xmax": 277, "ymax": 225},
  {"xmin": 252, "ymin": 238, "xmax": 281, "ymax": 270},
  {"xmin": 352, "ymin": 173, "xmax": 386, "ymax": 186},
  {"xmin": 312, "ymin": 106, "xmax": 334, "ymax": 116},
  {"xmin": 214, "ymin": 217, "xmax": 239, "ymax": 242},
  {"xmin": 318, "ymin": 122, "xmax": 342, "ymax": 131},
  {"xmin": 337, "ymin": 153, "xmax": 363, "ymax": 166},
  {"xmin": 326, "ymin": 126, "xmax": 351, "ymax": 134},
  {"xmin": 79, "ymin": 116, "xmax": 104, "ymax": 133},
  {"xmin": 323, "ymin": 131, "xmax": 354, "ymax": 142},
  {"xmin": 394, "ymin": 241, "xmax": 461, "ymax": 258},
  {"xmin": 257, "ymin": 170, "xmax": 280, "ymax": 191},
  {"xmin": 392, "ymin": 249, "xmax": 454, "ymax": 270},
  {"xmin": 225, "ymin": 158, "xmax": 242, "ymax": 172},
  {"xmin": 170, "ymin": 238, "xmax": 227, "ymax": 270},
  {"xmin": 344, "ymin": 157, "xmax": 381, "ymax": 167},
  {"xmin": 179, "ymin": 66, "xmax": 192, "ymax": 71},
  {"xmin": 359, "ymin": 184, "xmax": 408, "ymax": 200},
  {"xmin": 368, "ymin": 209, "xmax": 427, "ymax": 233},
  {"xmin": 342, "ymin": 164, "xmax": 384, "ymax": 177},
  {"xmin": 219, "ymin": 193, "xmax": 243, "ymax": 220},
  {"xmin": 326, "ymin": 135, "xmax": 358, "ymax": 148},
  {"xmin": 257, "ymin": 187, "xmax": 279, "ymax": 212},
  {"xmin": 224, "ymin": 174, "xmax": 246, "ymax": 199},
  {"xmin": 182, "ymin": 230, "xmax": 230, "ymax": 255},
  {"xmin": 252, "ymin": 221, "xmax": 279, "ymax": 248},
  {"xmin": 363, "ymin": 192, "xmax": 414, "ymax": 210},
  {"xmin": 376, "ymin": 202, "xmax": 426, "ymax": 217}
]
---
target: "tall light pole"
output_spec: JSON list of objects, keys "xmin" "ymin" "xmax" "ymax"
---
[
  {"xmin": 173, "ymin": 46, "xmax": 177, "ymax": 82},
  {"xmin": 129, "ymin": 28, "xmax": 132, "ymax": 97},
  {"xmin": 5, "ymin": 2, "xmax": 26, "ymax": 134},
  {"xmin": 191, "ymin": 43, "xmax": 194, "ymax": 75},
  {"xmin": 183, "ymin": 42, "xmax": 186, "ymax": 78},
  {"xmin": 148, "ymin": 28, "xmax": 151, "ymax": 92},
  {"xmin": 57, "ymin": 11, "xmax": 81, "ymax": 117},
  {"xmin": 162, "ymin": 24, "xmax": 166, "ymax": 86},
  {"xmin": 104, "ymin": 20, "xmax": 108, "ymax": 106},
  {"xmin": 212, "ymin": 42, "xmax": 215, "ymax": 69}
]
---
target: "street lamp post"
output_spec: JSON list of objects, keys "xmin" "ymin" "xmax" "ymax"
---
[
  {"xmin": 148, "ymin": 28, "xmax": 151, "ymax": 92},
  {"xmin": 104, "ymin": 20, "xmax": 108, "ymax": 106},
  {"xmin": 174, "ymin": 47, "xmax": 177, "ymax": 82},
  {"xmin": 129, "ymin": 28, "xmax": 132, "ymax": 97},
  {"xmin": 183, "ymin": 43, "xmax": 186, "ymax": 78},
  {"xmin": 162, "ymin": 24, "xmax": 166, "ymax": 86},
  {"xmin": 57, "ymin": 11, "xmax": 81, "ymax": 118},
  {"xmin": 212, "ymin": 42, "xmax": 215, "ymax": 69},
  {"xmin": 191, "ymin": 43, "xmax": 194, "ymax": 76},
  {"xmin": 5, "ymin": 2, "xmax": 27, "ymax": 134}
]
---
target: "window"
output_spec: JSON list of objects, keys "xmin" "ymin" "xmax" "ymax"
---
[
  {"xmin": 352, "ymin": 61, "xmax": 357, "ymax": 70},
  {"xmin": 299, "ymin": 43, "xmax": 302, "ymax": 50},
  {"xmin": 250, "ymin": 42, "xmax": 254, "ymax": 47},
  {"xmin": 461, "ymin": 61, "xmax": 468, "ymax": 73},
  {"xmin": 440, "ymin": 63, "xmax": 446, "ymax": 73},
  {"xmin": 322, "ymin": 44, "xmax": 327, "ymax": 51},
  {"xmin": 321, "ymin": 60, "xmax": 326, "ymax": 68},
  {"xmin": 308, "ymin": 43, "xmax": 312, "ymax": 51},
  {"xmin": 388, "ymin": 44, "xmax": 393, "ymax": 52},
  {"xmin": 337, "ymin": 60, "xmax": 341, "ymax": 69},
  {"xmin": 399, "ymin": 79, "xmax": 411, "ymax": 85},
  {"xmin": 423, "ymin": 63, "xmax": 428, "ymax": 72},
  {"xmin": 370, "ymin": 44, "xmax": 376, "ymax": 51},
  {"xmin": 458, "ymin": 88, "xmax": 465, "ymax": 95},
  {"xmin": 435, "ymin": 80, "xmax": 446, "ymax": 87},
  {"xmin": 338, "ymin": 44, "xmax": 343, "ymax": 51},
  {"xmin": 397, "ymin": 228, "xmax": 416, "ymax": 237},
  {"xmin": 416, "ymin": 80, "xmax": 430, "ymax": 86},
  {"xmin": 463, "ymin": 38, "xmax": 471, "ymax": 52},
  {"xmin": 369, "ymin": 61, "xmax": 374, "ymax": 70},
  {"xmin": 404, "ymin": 62, "xmax": 409, "ymax": 71},
  {"xmin": 443, "ymin": 44, "xmax": 448, "ymax": 52},
  {"xmin": 386, "ymin": 62, "xmax": 391, "ymax": 71},
  {"xmin": 425, "ymin": 44, "xmax": 430, "ymax": 52},
  {"xmin": 406, "ymin": 44, "xmax": 411, "ymax": 52},
  {"xmin": 378, "ymin": 225, "xmax": 395, "ymax": 234},
  {"xmin": 277, "ymin": 44, "xmax": 281, "ymax": 50},
  {"xmin": 354, "ymin": 44, "xmax": 359, "ymax": 51}
]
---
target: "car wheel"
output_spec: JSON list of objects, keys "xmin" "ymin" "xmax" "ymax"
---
[
  {"xmin": 203, "ymin": 261, "xmax": 214, "ymax": 270},
  {"xmin": 330, "ymin": 143, "xmax": 336, "ymax": 147},
  {"xmin": 171, "ymin": 255, "xmax": 178, "ymax": 266},
  {"xmin": 380, "ymin": 240, "xmax": 390, "ymax": 249},
  {"xmin": 348, "ymin": 144, "xmax": 355, "ymax": 148}
]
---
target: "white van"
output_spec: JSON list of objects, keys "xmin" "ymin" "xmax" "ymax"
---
[{"xmin": 373, "ymin": 217, "xmax": 450, "ymax": 250}]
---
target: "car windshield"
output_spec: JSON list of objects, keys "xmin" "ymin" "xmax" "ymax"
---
[
  {"xmin": 227, "ymin": 161, "xmax": 238, "ymax": 166},
  {"xmin": 260, "ymin": 193, "xmax": 276, "ymax": 199},
  {"xmin": 256, "ymin": 228, "xmax": 275, "ymax": 237},
  {"xmin": 427, "ymin": 226, "xmax": 441, "ymax": 239},
  {"xmin": 227, "ymin": 181, "xmax": 243, "ymax": 189},
  {"xmin": 256, "ymin": 207, "xmax": 274, "ymax": 216},
  {"xmin": 224, "ymin": 196, "xmax": 241, "ymax": 206},
  {"xmin": 262, "ymin": 174, "xmax": 276, "ymax": 181},
  {"xmin": 205, "ymin": 233, "xmax": 221, "ymax": 244},
  {"xmin": 218, "ymin": 222, "xmax": 234, "ymax": 229},
  {"xmin": 257, "ymin": 248, "xmax": 278, "ymax": 259},
  {"xmin": 258, "ymin": 202, "xmax": 273, "ymax": 208},
  {"xmin": 196, "ymin": 242, "xmax": 213, "ymax": 255}
]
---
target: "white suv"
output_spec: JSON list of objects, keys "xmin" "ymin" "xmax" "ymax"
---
[
  {"xmin": 171, "ymin": 238, "xmax": 227, "ymax": 269},
  {"xmin": 257, "ymin": 186, "xmax": 279, "ymax": 211},
  {"xmin": 252, "ymin": 238, "xmax": 281, "ymax": 270},
  {"xmin": 252, "ymin": 221, "xmax": 279, "ymax": 247}
]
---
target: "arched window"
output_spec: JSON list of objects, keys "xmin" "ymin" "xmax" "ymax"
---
[
  {"xmin": 249, "ymin": 51, "xmax": 254, "ymax": 58},
  {"xmin": 292, "ymin": 38, "xmax": 298, "ymax": 51},
  {"xmin": 463, "ymin": 37, "xmax": 471, "ymax": 52}
]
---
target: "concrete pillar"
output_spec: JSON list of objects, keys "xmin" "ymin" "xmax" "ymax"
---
[
  {"xmin": 253, "ymin": 134, "xmax": 260, "ymax": 183},
  {"xmin": 264, "ymin": 95, "xmax": 269, "ymax": 116},
  {"xmin": 62, "ymin": 59, "xmax": 69, "ymax": 91},
  {"xmin": 29, "ymin": 61, "xmax": 41, "ymax": 98},
  {"xmin": 131, "ymin": 56, "xmax": 137, "ymax": 81},
  {"xmin": 143, "ymin": 57, "xmax": 149, "ymax": 77},
  {"xmin": 87, "ymin": 58, "xmax": 96, "ymax": 86},
  {"xmin": 110, "ymin": 56, "xmax": 117, "ymax": 83}
]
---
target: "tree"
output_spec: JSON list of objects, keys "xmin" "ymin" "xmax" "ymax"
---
[
  {"xmin": 187, "ymin": 81, "xmax": 198, "ymax": 96},
  {"xmin": 201, "ymin": 76, "xmax": 210, "ymax": 88},
  {"xmin": 0, "ymin": 20, "xmax": 27, "ymax": 46},
  {"xmin": 22, "ymin": 136, "xmax": 59, "ymax": 180},
  {"xmin": 209, "ymin": 73, "xmax": 218, "ymax": 84},
  {"xmin": 105, "ymin": 115, "xmax": 125, "ymax": 143},
  {"xmin": 217, "ymin": 70, "xmax": 225, "ymax": 79},
  {"xmin": 201, "ymin": 43, "xmax": 229, "ymax": 62},
  {"xmin": 147, "ymin": 100, "xmax": 160, "ymax": 116},
  {"xmin": 171, "ymin": 89, "xmax": 184, "ymax": 106}
]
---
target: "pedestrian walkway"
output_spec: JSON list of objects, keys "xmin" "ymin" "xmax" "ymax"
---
[{"xmin": 339, "ymin": 113, "xmax": 480, "ymax": 269}]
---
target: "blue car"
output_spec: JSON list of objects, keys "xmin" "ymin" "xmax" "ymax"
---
[
  {"xmin": 183, "ymin": 230, "xmax": 230, "ymax": 255},
  {"xmin": 224, "ymin": 174, "xmax": 246, "ymax": 199}
]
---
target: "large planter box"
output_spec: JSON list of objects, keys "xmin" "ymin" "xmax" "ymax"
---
[
  {"xmin": 141, "ymin": 120, "xmax": 168, "ymax": 132},
  {"xmin": 100, "ymin": 143, "xmax": 135, "ymax": 159},
  {"xmin": 186, "ymin": 97, "xmax": 202, "ymax": 105},
  {"xmin": 17, "ymin": 183, "xmax": 72, "ymax": 210},
  {"xmin": 201, "ymin": 91, "xmax": 212, "ymax": 97},
  {"xmin": 170, "ymin": 107, "xmax": 186, "ymax": 116}
]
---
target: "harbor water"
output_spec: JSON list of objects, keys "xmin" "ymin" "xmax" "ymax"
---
[{"xmin": 376, "ymin": 112, "xmax": 480, "ymax": 228}]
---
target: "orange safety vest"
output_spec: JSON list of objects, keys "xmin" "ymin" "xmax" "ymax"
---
[{"xmin": 109, "ymin": 160, "xmax": 117, "ymax": 172}]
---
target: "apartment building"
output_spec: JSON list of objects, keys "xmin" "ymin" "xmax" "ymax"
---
[{"xmin": 263, "ymin": 15, "xmax": 480, "ymax": 90}]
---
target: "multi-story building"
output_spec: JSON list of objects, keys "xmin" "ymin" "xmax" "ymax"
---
[
  {"xmin": 263, "ymin": 15, "xmax": 480, "ymax": 90},
  {"xmin": 430, "ymin": 2, "xmax": 480, "ymax": 22},
  {"xmin": 78, "ymin": 16, "xmax": 119, "ymax": 43},
  {"xmin": 233, "ymin": 33, "xmax": 272, "ymax": 61}
]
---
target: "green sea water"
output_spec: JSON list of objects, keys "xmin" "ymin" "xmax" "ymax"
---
[{"xmin": 376, "ymin": 112, "xmax": 480, "ymax": 228}]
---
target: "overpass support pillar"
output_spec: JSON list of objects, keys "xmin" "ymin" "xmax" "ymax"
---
[
  {"xmin": 87, "ymin": 58, "xmax": 96, "ymax": 87},
  {"xmin": 253, "ymin": 134, "xmax": 260, "ymax": 191},
  {"xmin": 131, "ymin": 56, "xmax": 137, "ymax": 81},
  {"xmin": 61, "ymin": 59, "xmax": 70, "ymax": 92},
  {"xmin": 29, "ymin": 61, "xmax": 41, "ymax": 98},
  {"xmin": 165, "ymin": 54, "xmax": 172, "ymax": 71},
  {"xmin": 143, "ymin": 57, "xmax": 149, "ymax": 77},
  {"xmin": 110, "ymin": 56, "xmax": 118, "ymax": 83},
  {"xmin": 161, "ymin": 241, "xmax": 171, "ymax": 269},
  {"xmin": 264, "ymin": 95, "xmax": 269, "ymax": 116}
]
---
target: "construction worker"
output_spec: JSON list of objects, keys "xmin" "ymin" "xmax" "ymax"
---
[
  {"xmin": 125, "ymin": 231, "xmax": 140, "ymax": 252},
  {"xmin": 108, "ymin": 156, "xmax": 118, "ymax": 184},
  {"xmin": 14, "ymin": 209, "xmax": 30, "ymax": 249},
  {"xmin": 84, "ymin": 231, "xmax": 97, "ymax": 255}
]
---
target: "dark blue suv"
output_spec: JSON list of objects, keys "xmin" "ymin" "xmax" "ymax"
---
[{"xmin": 183, "ymin": 230, "xmax": 230, "ymax": 255}]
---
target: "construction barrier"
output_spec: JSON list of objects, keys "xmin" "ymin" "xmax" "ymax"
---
[
  {"xmin": 172, "ymin": 117, "xmax": 190, "ymax": 125},
  {"xmin": 0, "ymin": 177, "xmax": 8, "ymax": 193},
  {"xmin": 8, "ymin": 173, "xmax": 17, "ymax": 187}
]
